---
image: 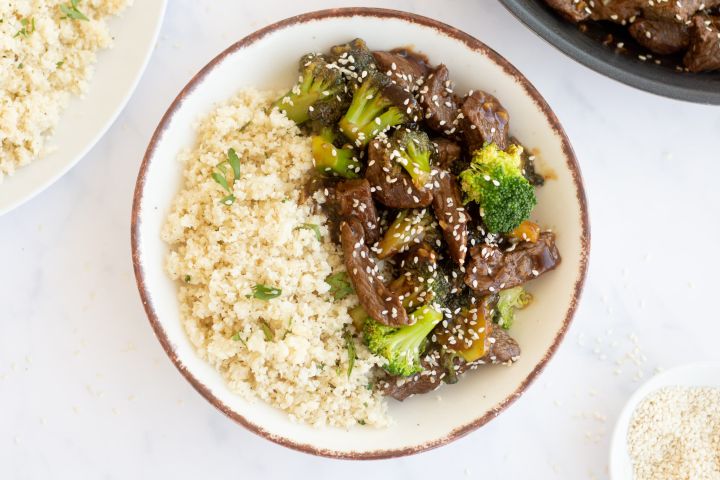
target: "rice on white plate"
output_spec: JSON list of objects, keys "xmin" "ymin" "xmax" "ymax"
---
[
  {"xmin": 0, "ymin": 0, "xmax": 131, "ymax": 180},
  {"xmin": 162, "ymin": 89, "xmax": 389, "ymax": 428}
]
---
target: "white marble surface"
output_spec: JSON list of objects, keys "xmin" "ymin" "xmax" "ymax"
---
[{"xmin": 1, "ymin": 0, "xmax": 719, "ymax": 478}]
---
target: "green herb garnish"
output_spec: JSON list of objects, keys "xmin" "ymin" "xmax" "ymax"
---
[
  {"xmin": 239, "ymin": 121, "xmax": 252, "ymax": 133},
  {"xmin": 358, "ymin": 419, "xmax": 366, "ymax": 425},
  {"xmin": 325, "ymin": 272, "xmax": 354, "ymax": 300},
  {"xmin": 249, "ymin": 284, "xmax": 282, "ymax": 300},
  {"xmin": 231, "ymin": 332, "xmax": 247, "ymax": 346},
  {"xmin": 183, "ymin": 274, "xmax": 191, "ymax": 283},
  {"xmin": 258, "ymin": 319, "xmax": 274, "ymax": 341},
  {"xmin": 15, "ymin": 17, "xmax": 35, "ymax": 38},
  {"xmin": 344, "ymin": 329, "xmax": 356, "ymax": 378},
  {"xmin": 281, "ymin": 318, "xmax": 293, "ymax": 340},
  {"xmin": 295, "ymin": 223, "xmax": 321, "ymax": 241},
  {"xmin": 60, "ymin": 0, "xmax": 89, "ymax": 21},
  {"xmin": 56, "ymin": 60, "xmax": 65, "ymax": 68},
  {"xmin": 211, "ymin": 149, "xmax": 241, "ymax": 205}
]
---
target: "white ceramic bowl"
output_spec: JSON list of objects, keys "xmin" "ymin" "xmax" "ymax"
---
[
  {"xmin": 0, "ymin": 0, "xmax": 167, "ymax": 216},
  {"xmin": 610, "ymin": 362, "xmax": 720, "ymax": 479},
  {"xmin": 131, "ymin": 8, "xmax": 590, "ymax": 458}
]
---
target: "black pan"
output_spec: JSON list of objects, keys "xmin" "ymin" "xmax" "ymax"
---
[{"xmin": 500, "ymin": 0, "xmax": 720, "ymax": 105}]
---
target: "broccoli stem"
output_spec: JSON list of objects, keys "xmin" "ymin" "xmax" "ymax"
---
[
  {"xmin": 384, "ymin": 305, "xmax": 443, "ymax": 375},
  {"xmin": 400, "ymin": 139, "xmax": 432, "ymax": 189},
  {"xmin": 275, "ymin": 90, "xmax": 321, "ymax": 124},
  {"xmin": 311, "ymin": 134, "xmax": 360, "ymax": 178},
  {"xmin": 339, "ymin": 80, "xmax": 403, "ymax": 147},
  {"xmin": 377, "ymin": 209, "xmax": 432, "ymax": 259}
]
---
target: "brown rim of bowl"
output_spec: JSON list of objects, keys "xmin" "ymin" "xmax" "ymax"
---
[{"xmin": 131, "ymin": 7, "xmax": 591, "ymax": 460}]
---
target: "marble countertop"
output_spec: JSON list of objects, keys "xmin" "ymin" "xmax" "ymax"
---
[{"xmin": 2, "ymin": 0, "xmax": 719, "ymax": 478}]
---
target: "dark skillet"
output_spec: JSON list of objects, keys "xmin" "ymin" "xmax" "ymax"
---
[{"xmin": 499, "ymin": 0, "xmax": 720, "ymax": 105}]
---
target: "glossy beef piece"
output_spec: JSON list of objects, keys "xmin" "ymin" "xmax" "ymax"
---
[
  {"xmin": 372, "ymin": 51, "xmax": 429, "ymax": 92},
  {"xmin": 643, "ymin": 0, "xmax": 720, "ymax": 23},
  {"xmin": 365, "ymin": 140, "xmax": 434, "ymax": 209},
  {"xmin": 380, "ymin": 328, "xmax": 521, "ymax": 401},
  {"xmin": 333, "ymin": 179, "xmax": 381, "ymax": 245},
  {"xmin": 629, "ymin": 18, "xmax": 690, "ymax": 54},
  {"xmin": 461, "ymin": 90, "xmax": 510, "ymax": 153},
  {"xmin": 684, "ymin": 15, "xmax": 720, "ymax": 72},
  {"xmin": 340, "ymin": 219, "xmax": 409, "ymax": 327},
  {"xmin": 433, "ymin": 138, "xmax": 462, "ymax": 170},
  {"xmin": 590, "ymin": 0, "xmax": 642, "ymax": 23},
  {"xmin": 420, "ymin": 65, "xmax": 460, "ymax": 134},
  {"xmin": 544, "ymin": 0, "xmax": 591, "ymax": 22},
  {"xmin": 431, "ymin": 170, "xmax": 468, "ymax": 265},
  {"xmin": 464, "ymin": 232, "xmax": 561, "ymax": 295}
]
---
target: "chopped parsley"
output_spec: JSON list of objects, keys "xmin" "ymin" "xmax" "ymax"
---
[
  {"xmin": 344, "ymin": 329, "xmax": 356, "ymax": 378},
  {"xmin": 56, "ymin": 60, "xmax": 65, "ymax": 68},
  {"xmin": 231, "ymin": 333, "xmax": 247, "ymax": 346},
  {"xmin": 14, "ymin": 17, "xmax": 35, "ymax": 38},
  {"xmin": 183, "ymin": 274, "xmax": 191, "ymax": 283},
  {"xmin": 295, "ymin": 223, "xmax": 321, "ymax": 241},
  {"xmin": 281, "ymin": 318, "xmax": 293, "ymax": 340},
  {"xmin": 325, "ymin": 272, "xmax": 354, "ymax": 300},
  {"xmin": 60, "ymin": 0, "xmax": 89, "ymax": 21},
  {"xmin": 211, "ymin": 148, "xmax": 241, "ymax": 205},
  {"xmin": 357, "ymin": 419, "xmax": 366, "ymax": 425},
  {"xmin": 248, "ymin": 283, "xmax": 282, "ymax": 300},
  {"xmin": 258, "ymin": 319, "xmax": 274, "ymax": 341}
]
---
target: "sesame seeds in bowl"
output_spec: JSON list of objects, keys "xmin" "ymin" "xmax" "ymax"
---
[{"xmin": 609, "ymin": 362, "xmax": 720, "ymax": 479}]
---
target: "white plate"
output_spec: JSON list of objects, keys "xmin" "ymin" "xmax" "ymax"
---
[
  {"xmin": 132, "ymin": 8, "xmax": 590, "ymax": 459},
  {"xmin": 0, "ymin": 0, "xmax": 167, "ymax": 216},
  {"xmin": 609, "ymin": 362, "xmax": 720, "ymax": 479}
]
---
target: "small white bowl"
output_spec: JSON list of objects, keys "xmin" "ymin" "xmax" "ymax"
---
[
  {"xmin": 609, "ymin": 362, "xmax": 720, "ymax": 479},
  {"xmin": 132, "ymin": 8, "xmax": 590, "ymax": 458}
]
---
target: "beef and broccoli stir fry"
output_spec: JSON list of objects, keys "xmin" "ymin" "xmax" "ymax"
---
[
  {"xmin": 543, "ymin": 0, "xmax": 720, "ymax": 72},
  {"xmin": 274, "ymin": 39, "xmax": 561, "ymax": 400}
]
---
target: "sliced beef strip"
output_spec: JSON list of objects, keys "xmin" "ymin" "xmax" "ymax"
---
[
  {"xmin": 432, "ymin": 138, "xmax": 462, "ymax": 171},
  {"xmin": 372, "ymin": 51, "xmax": 429, "ymax": 93},
  {"xmin": 628, "ymin": 18, "xmax": 690, "ymax": 54},
  {"xmin": 642, "ymin": 0, "xmax": 720, "ymax": 23},
  {"xmin": 544, "ymin": 0, "xmax": 592, "ymax": 22},
  {"xmin": 365, "ymin": 139, "xmax": 434, "ymax": 209},
  {"xmin": 340, "ymin": 219, "xmax": 409, "ymax": 327},
  {"xmin": 684, "ymin": 15, "xmax": 720, "ymax": 72},
  {"xmin": 464, "ymin": 232, "xmax": 561, "ymax": 296},
  {"xmin": 431, "ymin": 170, "xmax": 468, "ymax": 265},
  {"xmin": 419, "ymin": 64, "xmax": 460, "ymax": 135},
  {"xmin": 380, "ymin": 327, "xmax": 521, "ymax": 401},
  {"xmin": 333, "ymin": 179, "xmax": 381, "ymax": 245},
  {"xmin": 461, "ymin": 90, "xmax": 510, "ymax": 153}
]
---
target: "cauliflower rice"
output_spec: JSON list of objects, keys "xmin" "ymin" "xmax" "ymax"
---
[
  {"xmin": 1, "ymin": 0, "xmax": 131, "ymax": 179},
  {"xmin": 162, "ymin": 89, "xmax": 389, "ymax": 428}
]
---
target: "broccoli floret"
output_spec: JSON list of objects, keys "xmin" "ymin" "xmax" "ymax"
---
[
  {"xmin": 376, "ymin": 208, "xmax": 434, "ymax": 259},
  {"xmin": 459, "ymin": 143, "xmax": 537, "ymax": 233},
  {"xmin": 391, "ymin": 129, "xmax": 432, "ymax": 189},
  {"xmin": 495, "ymin": 286, "xmax": 532, "ymax": 329},
  {"xmin": 339, "ymin": 70, "xmax": 408, "ymax": 147},
  {"xmin": 273, "ymin": 53, "xmax": 345, "ymax": 125},
  {"xmin": 310, "ymin": 128, "xmax": 361, "ymax": 178},
  {"xmin": 364, "ymin": 304, "xmax": 444, "ymax": 377},
  {"xmin": 389, "ymin": 243, "xmax": 450, "ymax": 310},
  {"xmin": 329, "ymin": 38, "xmax": 377, "ymax": 83}
]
